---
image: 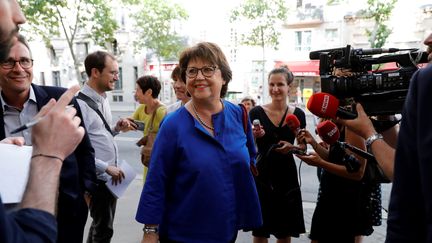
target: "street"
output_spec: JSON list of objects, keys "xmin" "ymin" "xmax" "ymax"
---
[{"xmin": 83, "ymin": 109, "xmax": 392, "ymax": 242}]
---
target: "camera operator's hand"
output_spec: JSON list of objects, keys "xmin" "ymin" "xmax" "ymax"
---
[{"xmin": 337, "ymin": 103, "xmax": 376, "ymax": 140}]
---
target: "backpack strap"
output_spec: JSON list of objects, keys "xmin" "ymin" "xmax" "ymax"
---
[{"xmin": 77, "ymin": 92, "xmax": 114, "ymax": 136}]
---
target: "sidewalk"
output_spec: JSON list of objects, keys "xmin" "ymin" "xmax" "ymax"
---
[{"xmin": 84, "ymin": 176, "xmax": 388, "ymax": 243}]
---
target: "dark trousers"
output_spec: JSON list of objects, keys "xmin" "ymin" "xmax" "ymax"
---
[
  {"xmin": 57, "ymin": 192, "xmax": 89, "ymax": 243},
  {"xmin": 87, "ymin": 181, "xmax": 117, "ymax": 243}
]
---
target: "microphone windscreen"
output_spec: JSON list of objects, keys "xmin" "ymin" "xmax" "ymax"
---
[
  {"xmin": 285, "ymin": 114, "xmax": 301, "ymax": 132},
  {"xmin": 307, "ymin": 92, "xmax": 340, "ymax": 119},
  {"xmin": 316, "ymin": 120, "xmax": 340, "ymax": 145}
]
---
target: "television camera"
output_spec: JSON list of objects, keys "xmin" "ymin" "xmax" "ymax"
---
[{"xmin": 309, "ymin": 45, "xmax": 429, "ymax": 115}]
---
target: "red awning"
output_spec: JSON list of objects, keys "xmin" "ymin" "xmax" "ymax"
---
[{"xmin": 275, "ymin": 60, "xmax": 320, "ymax": 76}]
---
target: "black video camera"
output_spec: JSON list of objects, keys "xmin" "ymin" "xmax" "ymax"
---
[{"xmin": 310, "ymin": 45, "xmax": 429, "ymax": 115}]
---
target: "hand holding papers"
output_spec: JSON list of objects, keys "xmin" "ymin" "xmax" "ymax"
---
[{"xmin": 106, "ymin": 160, "xmax": 137, "ymax": 199}]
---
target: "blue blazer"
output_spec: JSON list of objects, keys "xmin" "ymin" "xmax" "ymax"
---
[{"xmin": 0, "ymin": 84, "xmax": 97, "ymax": 201}]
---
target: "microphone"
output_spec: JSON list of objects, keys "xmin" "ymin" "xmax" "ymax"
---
[
  {"xmin": 252, "ymin": 119, "xmax": 261, "ymax": 129},
  {"xmin": 316, "ymin": 120, "xmax": 375, "ymax": 160},
  {"xmin": 307, "ymin": 92, "xmax": 357, "ymax": 119},
  {"xmin": 285, "ymin": 114, "xmax": 308, "ymax": 155},
  {"xmin": 285, "ymin": 114, "xmax": 301, "ymax": 135}
]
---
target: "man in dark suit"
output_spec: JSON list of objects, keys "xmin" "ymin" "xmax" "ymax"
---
[
  {"xmin": 0, "ymin": 34, "xmax": 97, "ymax": 243},
  {"xmin": 384, "ymin": 34, "xmax": 432, "ymax": 243}
]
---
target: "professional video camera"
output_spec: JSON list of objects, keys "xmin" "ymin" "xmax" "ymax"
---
[{"xmin": 309, "ymin": 45, "xmax": 429, "ymax": 115}]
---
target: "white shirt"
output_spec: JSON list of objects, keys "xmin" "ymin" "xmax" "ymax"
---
[{"xmin": 77, "ymin": 83, "xmax": 119, "ymax": 181}]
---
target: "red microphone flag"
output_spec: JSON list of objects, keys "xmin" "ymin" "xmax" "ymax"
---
[
  {"xmin": 316, "ymin": 120, "xmax": 340, "ymax": 145},
  {"xmin": 307, "ymin": 92, "xmax": 340, "ymax": 119}
]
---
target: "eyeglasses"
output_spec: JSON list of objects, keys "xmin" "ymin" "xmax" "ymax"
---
[
  {"xmin": 0, "ymin": 58, "xmax": 34, "ymax": 70},
  {"xmin": 185, "ymin": 66, "xmax": 218, "ymax": 78}
]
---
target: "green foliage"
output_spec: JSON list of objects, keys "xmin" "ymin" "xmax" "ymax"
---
[
  {"xmin": 230, "ymin": 0, "xmax": 288, "ymax": 50},
  {"xmin": 19, "ymin": 0, "xmax": 118, "ymax": 47},
  {"xmin": 361, "ymin": 0, "xmax": 396, "ymax": 48},
  {"xmin": 128, "ymin": 0, "xmax": 188, "ymax": 61}
]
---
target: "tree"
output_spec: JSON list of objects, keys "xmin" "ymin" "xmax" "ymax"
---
[
  {"xmin": 126, "ymin": 0, "xmax": 188, "ymax": 82},
  {"xmin": 20, "ymin": 0, "xmax": 118, "ymax": 83},
  {"xmin": 360, "ymin": 0, "xmax": 397, "ymax": 48},
  {"xmin": 230, "ymin": 0, "xmax": 288, "ymax": 102}
]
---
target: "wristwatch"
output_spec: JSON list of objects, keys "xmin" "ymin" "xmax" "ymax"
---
[
  {"xmin": 143, "ymin": 225, "xmax": 158, "ymax": 234},
  {"xmin": 365, "ymin": 133, "xmax": 384, "ymax": 148}
]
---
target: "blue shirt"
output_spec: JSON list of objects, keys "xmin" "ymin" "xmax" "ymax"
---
[
  {"xmin": 0, "ymin": 196, "xmax": 57, "ymax": 243},
  {"xmin": 135, "ymin": 100, "xmax": 262, "ymax": 242}
]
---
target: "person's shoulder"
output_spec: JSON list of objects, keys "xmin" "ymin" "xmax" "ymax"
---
[
  {"xmin": 160, "ymin": 107, "xmax": 187, "ymax": 130},
  {"xmin": 417, "ymin": 64, "xmax": 432, "ymax": 80},
  {"xmin": 249, "ymin": 105, "xmax": 263, "ymax": 115},
  {"xmin": 157, "ymin": 103, "xmax": 167, "ymax": 112},
  {"xmin": 293, "ymin": 105, "xmax": 306, "ymax": 115},
  {"xmin": 166, "ymin": 101, "xmax": 181, "ymax": 113},
  {"xmin": 39, "ymin": 85, "xmax": 67, "ymax": 93},
  {"xmin": 135, "ymin": 104, "xmax": 145, "ymax": 112},
  {"xmin": 224, "ymin": 100, "xmax": 241, "ymax": 111},
  {"xmin": 34, "ymin": 84, "xmax": 67, "ymax": 98}
]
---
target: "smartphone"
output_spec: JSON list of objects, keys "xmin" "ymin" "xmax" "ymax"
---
[
  {"xmin": 252, "ymin": 119, "xmax": 261, "ymax": 129},
  {"xmin": 133, "ymin": 120, "xmax": 145, "ymax": 131},
  {"xmin": 291, "ymin": 148, "xmax": 308, "ymax": 155}
]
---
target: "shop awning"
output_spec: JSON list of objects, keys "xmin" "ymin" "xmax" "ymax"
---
[{"xmin": 275, "ymin": 60, "xmax": 320, "ymax": 76}]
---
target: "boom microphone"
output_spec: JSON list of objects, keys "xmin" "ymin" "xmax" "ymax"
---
[
  {"xmin": 307, "ymin": 92, "xmax": 357, "ymax": 119},
  {"xmin": 309, "ymin": 47, "xmax": 417, "ymax": 59},
  {"xmin": 316, "ymin": 120, "xmax": 375, "ymax": 160},
  {"xmin": 351, "ymin": 48, "xmax": 411, "ymax": 56}
]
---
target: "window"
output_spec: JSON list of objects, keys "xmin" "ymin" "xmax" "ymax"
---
[
  {"xmin": 52, "ymin": 71, "xmax": 61, "ymax": 86},
  {"xmin": 113, "ymin": 39, "xmax": 119, "ymax": 55},
  {"xmin": 294, "ymin": 30, "xmax": 311, "ymax": 52},
  {"xmin": 49, "ymin": 46, "xmax": 58, "ymax": 66},
  {"xmin": 40, "ymin": 72, "xmax": 46, "ymax": 86},
  {"xmin": 113, "ymin": 95, "xmax": 123, "ymax": 102},
  {"xmin": 297, "ymin": 0, "xmax": 302, "ymax": 8},
  {"xmin": 325, "ymin": 28, "xmax": 338, "ymax": 43},
  {"xmin": 252, "ymin": 60, "xmax": 265, "ymax": 73},
  {"xmin": 114, "ymin": 67, "xmax": 123, "ymax": 90},
  {"xmin": 133, "ymin": 66, "xmax": 138, "ymax": 81}
]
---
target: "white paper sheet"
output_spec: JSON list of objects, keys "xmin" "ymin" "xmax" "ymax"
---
[
  {"xmin": 106, "ymin": 160, "xmax": 137, "ymax": 199},
  {"xmin": 0, "ymin": 144, "xmax": 32, "ymax": 203}
]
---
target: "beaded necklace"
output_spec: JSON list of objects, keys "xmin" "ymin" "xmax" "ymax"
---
[{"xmin": 192, "ymin": 100, "xmax": 224, "ymax": 131}]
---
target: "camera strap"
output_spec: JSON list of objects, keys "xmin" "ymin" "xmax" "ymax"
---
[
  {"xmin": 371, "ymin": 118, "xmax": 401, "ymax": 133},
  {"xmin": 77, "ymin": 92, "xmax": 114, "ymax": 136}
]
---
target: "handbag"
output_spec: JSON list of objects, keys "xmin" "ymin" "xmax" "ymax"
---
[{"xmin": 139, "ymin": 105, "xmax": 162, "ymax": 167}]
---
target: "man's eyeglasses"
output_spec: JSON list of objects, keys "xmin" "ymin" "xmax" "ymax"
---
[
  {"xmin": 185, "ymin": 66, "xmax": 218, "ymax": 78},
  {"xmin": 0, "ymin": 58, "xmax": 34, "ymax": 70}
]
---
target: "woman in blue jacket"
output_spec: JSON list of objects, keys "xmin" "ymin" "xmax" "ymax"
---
[{"xmin": 135, "ymin": 42, "xmax": 262, "ymax": 243}]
